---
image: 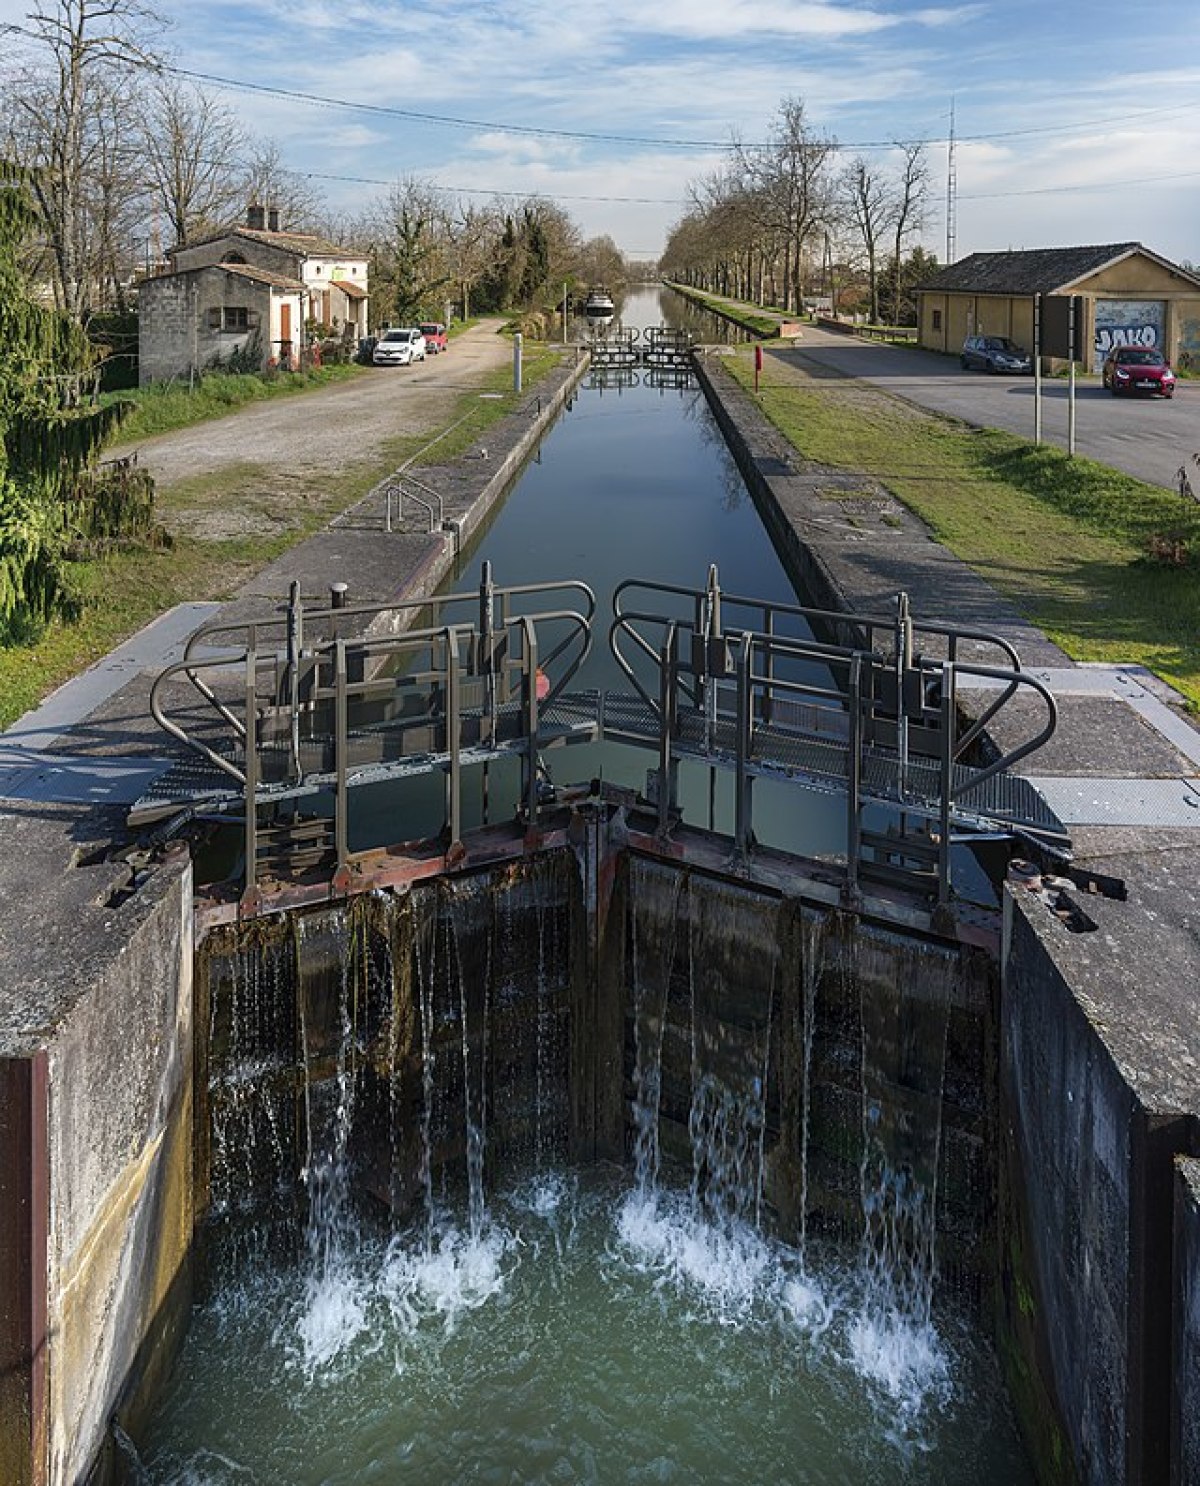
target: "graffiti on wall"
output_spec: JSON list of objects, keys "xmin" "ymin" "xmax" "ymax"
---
[
  {"xmin": 1093, "ymin": 298, "xmax": 1165, "ymax": 370},
  {"xmin": 1177, "ymin": 317, "xmax": 1200, "ymax": 373}
]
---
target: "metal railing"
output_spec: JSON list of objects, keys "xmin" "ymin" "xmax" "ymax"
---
[
  {"xmin": 147, "ymin": 565, "xmax": 594, "ymax": 891},
  {"xmin": 610, "ymin": 567, "xmax": 1058, "ymax": 901},
  {"xmin": 138, "ymin": 564, "xmax": 1061, "ymax": 908}
]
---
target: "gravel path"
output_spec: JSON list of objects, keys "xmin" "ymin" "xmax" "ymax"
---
[{"xmin": 121, "ymin": 319, "xmax": 513, "ymax": 492}]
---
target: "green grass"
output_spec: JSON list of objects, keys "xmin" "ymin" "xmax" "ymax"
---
[
  {"xmin": 728, "ymin": 347, "xmax": 1200, "ymax": 706},
  {"xmin": 0, "ymin": 347, "xmax": 568, "ymax": 729},
  {"xmin": 663, "ymin": 282, "xmax": 783, "ymax": 338},
  {"xmin": 104, "ymin": 363, "xmax": 365, "ymax": 442}
]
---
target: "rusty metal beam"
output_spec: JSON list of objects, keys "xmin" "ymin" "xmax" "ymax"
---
[{"xmin": 0, "ymin": 1052, "xmax": 49, "ymax": 1486}]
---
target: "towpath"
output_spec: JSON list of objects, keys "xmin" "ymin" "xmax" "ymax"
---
[{"xmin": 119, "ymin": 318, "xmax": 513, "ymax": 501}]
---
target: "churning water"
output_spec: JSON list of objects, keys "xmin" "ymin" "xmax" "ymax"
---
[{"xmin": 140, "ymin": 1164, "xmax": 1028, "ymax": 1485}]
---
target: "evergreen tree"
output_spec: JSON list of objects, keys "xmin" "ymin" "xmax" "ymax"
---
[{"xmin": 0, "ymin": 162, "xmax": 129, "ymax": 635}]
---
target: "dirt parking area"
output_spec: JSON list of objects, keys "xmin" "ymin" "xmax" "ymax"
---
[{"xmin": 120, "ymin": 320, "xmax": 513, "ymax": 540}]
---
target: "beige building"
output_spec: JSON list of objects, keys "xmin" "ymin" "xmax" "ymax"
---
[
  {"xmin": 138, "ymin": 206, "xmax": 369, "ymax": 385},
  {"xmin": 916, "ymin": 243, "xmax": 1200, "ymax": 372}
]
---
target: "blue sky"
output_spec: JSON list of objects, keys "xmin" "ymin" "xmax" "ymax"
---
[{"xmin": 5, "ymin": 0, "xmax": 1199, "ymax": 262}]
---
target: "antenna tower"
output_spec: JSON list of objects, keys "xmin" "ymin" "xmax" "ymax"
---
[{"xmin": 945, "ymin": 97, "xmax": 957, "ymax": 265}]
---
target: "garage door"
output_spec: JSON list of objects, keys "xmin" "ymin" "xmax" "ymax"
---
[{"xmin": 1093, "ymin": 299, "xmax": 1165, "ymax": 371}]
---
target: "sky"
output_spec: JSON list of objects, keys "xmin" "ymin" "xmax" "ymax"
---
[{"xmin": 3, "ymin": 0, "xmax": 1199, "ymax": 265}]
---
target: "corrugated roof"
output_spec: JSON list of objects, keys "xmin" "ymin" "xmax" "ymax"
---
[{"xmin": 915, "ymin": 242, "xmax": 1191, "ymax": 296}]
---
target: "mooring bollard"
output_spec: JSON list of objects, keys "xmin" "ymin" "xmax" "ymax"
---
[{"xmin": 330, "ymin": 581, "xmax": 349, "ymax": 610}]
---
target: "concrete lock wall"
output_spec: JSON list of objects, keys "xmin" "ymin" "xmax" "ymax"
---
[
  {"xmin": 0, "ymin": 857, "xmax": 193, "ymax": 1486},
  {"xmin": 195, "ymin": 843, "xmax": 998, "ymax": 1288},
  {"xmin": 1002, "ymin": 888, "xmax": 1198, "ymax": 1485}
]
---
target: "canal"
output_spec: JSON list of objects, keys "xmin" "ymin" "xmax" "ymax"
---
[{"xmin": 136, "ymin": 287, "xmax": 1032, "ymax": 1483}]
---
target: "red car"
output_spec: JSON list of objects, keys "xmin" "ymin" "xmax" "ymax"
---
[
  {"xmin": 419, "ymin": 322, "xmax": 448, "ymax": 354},
  {"xmin": 1102, "ymin": 346, "xmax": 1175, "ymax": 398}
]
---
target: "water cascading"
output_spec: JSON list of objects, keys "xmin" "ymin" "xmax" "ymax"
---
[
  {"xmin": 849, "ymin": 934, "xmax": 957, "ymax": 1413},
  {"xmin": 155, "ymin": 845, "xmax": 1026, "ymax": 1481}
]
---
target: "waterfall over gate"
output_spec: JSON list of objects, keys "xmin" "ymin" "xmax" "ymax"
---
[{"xmin": 198, "ymin": 845, "xmax": 996, "ymax": 1307}]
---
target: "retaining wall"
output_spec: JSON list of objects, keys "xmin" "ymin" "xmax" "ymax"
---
[{"xmin": 0, "ymin": 852, "xmax": 193, "ymax": 1486}]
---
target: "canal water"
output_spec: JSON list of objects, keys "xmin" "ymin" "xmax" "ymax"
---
[
  {"xmin": 137, "ymin": 288, "xmax": 1032, "ymax": 1482},
  {"xmin": 344, "ymin": 284, "xmax": 850, "ymax": 859}
]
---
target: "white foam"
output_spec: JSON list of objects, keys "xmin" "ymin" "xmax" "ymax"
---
[
  {"xmin": 615, "ymin": 1190, "xmax": 773, "ymax": 1323},
  {"xmin": 847, "ymin": 1309, "xmax": 952, "ymax": 1420},
  {"xmin": 292, "ymin": 1264, "xmax": 369, "ymax": 1376},
  {"xmin": 378, "ymin": 1222, "xmax": 511, "ymax": 1338}
]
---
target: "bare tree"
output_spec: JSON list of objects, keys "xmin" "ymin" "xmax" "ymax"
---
[
  {"xmin": 446, "ymin": 201, "xmax": 499, "ymax": 319},
  {"xmin": 888, "ymin": 142, "xmax": 929, "ymax": 327},
  {"xmin": 362, "ymin": 178, "xmax": 451, "ymax": 323},
  {"xmin": 2, "ymin": 0, "xmax": 163, "ymax": 319},
  {"xmin": 842, "ymin": 156, "xmax": 889, "ymax": 322},
  {"xmin": 735, "ymin": 99, "xmax": 838, "ymax": 312},
  {"xmin": 142, "ymin": 76, "xmax": 246, "ymax": 248},
  {"xmin": 239, "ymin": 141, "xmax": 323, "ymax": 233}
]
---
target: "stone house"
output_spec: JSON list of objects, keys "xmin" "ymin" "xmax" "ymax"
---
[
  {"xmin": 137, "ymin": 206, "xmax": 369, "ymax": 385},
  {"xmin": 916, "ymin": 242, "xmax": 1200, "ymax": 372}
]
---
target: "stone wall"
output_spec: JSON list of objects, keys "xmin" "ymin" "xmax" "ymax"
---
[{"xmin": 138, "ymin": 268, "xmax": 274, "ymax": 384}]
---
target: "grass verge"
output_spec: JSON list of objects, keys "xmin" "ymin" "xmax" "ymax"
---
[
  {"xmin": 0, "ymin": 346, "xmax": 567, "ymax": 729},
  {"xmin": 727, "ymin": 346, "xmax": 1200, "ymax": 707},
  {"xmin": 103, "ymin": 363, "xmax": 365, "ymax": 442},
  {"xmin": 664, "ymin": 282, "xmax": 784, "ymax": 338}
]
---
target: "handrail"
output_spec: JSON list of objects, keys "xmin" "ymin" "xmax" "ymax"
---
[{"xmin": 150, "ymin": 604, "xmax": 593, "ymax": 785}]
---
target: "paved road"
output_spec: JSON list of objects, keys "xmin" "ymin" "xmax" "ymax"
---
[{"xmin": 774, "ymin": 326, "xmax": 1200, "ymax": 492}]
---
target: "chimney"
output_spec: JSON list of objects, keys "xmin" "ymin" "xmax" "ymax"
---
[
  {"xmin": 267, "ymin": 205, "xmax": 280, "ymax": 233},
  {"xmin": 247, "ymin": 203, "xmax": 266, "ymax": 231}
]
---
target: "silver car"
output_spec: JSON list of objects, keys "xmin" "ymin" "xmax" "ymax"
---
[
  {"xmin": 960, "ymin": 335, "xmax": 1032, "ymax": 375},
  {"xmin": 373, "ymin": 328, "xmax": 427, "ymax": 367}
]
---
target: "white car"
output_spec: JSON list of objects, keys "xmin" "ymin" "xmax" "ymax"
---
[{"xmin": 373, "ymin": 328, "xmax": 427, "ymax": 366}]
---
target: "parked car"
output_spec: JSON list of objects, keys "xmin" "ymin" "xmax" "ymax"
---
[
  {"xmin": 372, "ymin": 328, "xmax": 427, "ymax": 367},
  {"xmin": 1102, "ymin": 345, "xmax": 1176, "ymax": 398},
  {"xmin": 960, "ymin": 335, "xmax": 1033, "ymax": 375},
  {"xmin": 419, "ymin": 322, "xmax": 448, "ymax": 354}
]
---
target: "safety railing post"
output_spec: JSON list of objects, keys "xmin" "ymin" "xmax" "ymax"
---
[
  {"xmin": 734, "ymin": 632, "xmax": 753, "ymax": 859},
  {"xmin": 845, "ymin": 653, "xmax": 863, "ymax": 901},
  {"xmin": 243, "ymin": 641, "xmax": 259, "ymax": 897},
  {"xmin": 287, "ymin": 578, "xmax": 303, "ymax": 782},
  {"xmin": 524, "ymin": 620, "xmax": 540, "ymax": 829},
  {"xmin": 446, "ymin": 628, "xmax": 462, "ymax": 851},
  {"xmin": 937, "ymin": 659, "xmax": 955, "ymax": 906},
  {"xmin": 657, "ymin": 623, "xmax": 678, "ymax": 834},
  {"xmin": 895, "ymin": 593, "xmax": 911, "ymax": 800},
  {"xmin": 335, "ymin": 638, "xmax": 349, "ymax": 873}
]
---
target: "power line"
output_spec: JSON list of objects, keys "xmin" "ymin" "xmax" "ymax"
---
[
  {"xmin": 960, "ymin": 168, "xmax": 1200, "ymax": 201},
  {"xmin": 297, "ymin": 168, "xmax": 685, "ymax": 206},
  {"xmin": 163, "ymin": 63, "xmax": 1198, "ymax": 155}
]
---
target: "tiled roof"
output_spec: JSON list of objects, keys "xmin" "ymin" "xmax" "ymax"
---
[
  {"xmin": 234, "ymin": 226, "xmax": 365, "ymax": 258},
  {"xmin": 916, "ymin": 243, "xmax": 1168, "ymax": 295},
  {"xmin": 219, "ymin": 262, "xmax": 305, "ymax": 291},
  {"xmin": 177, "ymin": 224, "xmax": 365, "ymax": 259}
]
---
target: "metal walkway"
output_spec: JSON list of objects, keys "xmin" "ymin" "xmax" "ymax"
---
[{"xmin": 128, "ymin": 565, "xmax": 1067, "ymax": 903}]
